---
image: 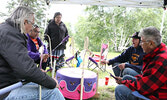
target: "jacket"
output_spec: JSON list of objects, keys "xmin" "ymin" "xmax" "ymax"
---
[
  {"xmin": 0, "ymin": 19, "xmax": 56, "ymax": 90},
  {"xmin": 122, "ymin": 43, "xmax": 167, "ymax": 100},
  {"xmin": 108, "ymin": 46, "xmax": 144, "ymax": 73},
  {"xmin": 27, "ymin": 33, "xmax": 48, "ymax": 61},
  {"xmin": 44, "ymin": 20, "xmax": 68, "ymax": 50}
]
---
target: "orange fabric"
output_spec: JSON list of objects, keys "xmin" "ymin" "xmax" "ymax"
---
[{"xmin": 31, "ymin": 38, "xmax": 39, "ymax": 50}]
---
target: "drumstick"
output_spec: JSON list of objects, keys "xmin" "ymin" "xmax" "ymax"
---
[
  {"xmin": 39, "ymin": 45, "xmax": 45, "ymax": 100},
  {"xmin": 52, "ymin": 35, "xmax": 69, "ymax": 52},
  {"xmin": 105, "ymin": 70, "xmax": 117, "ymax": 80},
  {"xmin": 52, "ymin": 35, "xmax": 70, "ymax": 78},
  {"xmin": 44, "ymin": 34, "xmax": 53, "ymax": 74},
  {"xmin": 80, "ymin": 37, "xmax": 89, "ymax": 100}
]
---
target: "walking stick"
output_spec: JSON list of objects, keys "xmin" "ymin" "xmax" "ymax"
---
[{"xmin": 80, "ymin": 37, "xmax": 89, "ymax": 100}]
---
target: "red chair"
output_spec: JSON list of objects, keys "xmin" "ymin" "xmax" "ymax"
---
[{"xmin": 87, "ymin": 42, "xmax": 109, "ymax": 71}]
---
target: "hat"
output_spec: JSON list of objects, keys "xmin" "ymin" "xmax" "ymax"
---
[{"xmin": 130, "ymin": 32, "xmax": 140, "ymax": 39}]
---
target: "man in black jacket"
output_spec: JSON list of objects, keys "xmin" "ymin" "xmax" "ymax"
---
[
  {"xmin": 44, "ymin": 12, "xmax": 68, "ymax": 66},
  {"xmin": 0, "ymin": 6, "xmax": 64, "ymax": 100}
]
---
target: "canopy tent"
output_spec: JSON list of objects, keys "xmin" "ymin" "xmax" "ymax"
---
[
  {"xmin": 44, "ymin": 0, "xmax": 167, "ymax": 100},
  {"xmin": 47, "ymin": 0, "xmax": 166, "ymax": 8}
]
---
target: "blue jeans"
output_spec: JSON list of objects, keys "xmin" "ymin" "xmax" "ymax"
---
[
  {"xmin": 5, "ymin": 83, "xmax": 65, "ymax": 100},
  {"xmin": 115, "ymin": 75, "xmax": 137, "ymax": 100},
  {"xmin": 115, "ymin": 84, "xmax": 138, "ymax": 100},
  {"xmin": 122, "ymin": 68, "xmax": 139, "ymax": 76},
  {"xmin": 112, "ymin": 64, "xmax": 139, "ymax": 77}
]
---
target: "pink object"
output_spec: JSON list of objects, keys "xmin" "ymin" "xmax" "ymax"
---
[
  {"xmin": 105, "ymin": 76, "xmax": 109, "ymax": 85},
  {"xmin": 56, "ymin": 68, "xmax": 97, "ymax": 99}
]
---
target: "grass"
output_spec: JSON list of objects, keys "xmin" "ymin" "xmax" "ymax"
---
[{"xmin": 87, "ymin": 86, "xmax": 116, "ymax": 100}]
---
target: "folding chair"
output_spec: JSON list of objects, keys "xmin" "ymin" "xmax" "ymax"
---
[
  {"xmin": 64, "ymin": 51, "xmax": 81, "ymax": 67},
  {"xmin": 132, "ymin": 91, "xmax": 150, "ymax": 100},
  {"xmin": 87, "ymin": 41, "xmax": 109, "ymax": 71}
]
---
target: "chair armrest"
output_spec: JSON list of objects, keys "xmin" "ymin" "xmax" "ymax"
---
[{"xmin": 132, "ymin": 91, "xmax": 150, "ymax": 100}]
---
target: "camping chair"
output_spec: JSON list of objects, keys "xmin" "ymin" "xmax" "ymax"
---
[
  {"xmin": 132, "ymin": 91, "xmax": 150, "ymax": 100},
  {"xmin": 53, "ymin": 51, "xmax": 82, "ymax": 68},
  {"xmin": 87, "ymin": 41, "xmax": 109, "ymax": 71},
  {"xmin": 64, "ymin": 51, "xmax": 82, "ymax": 67}
]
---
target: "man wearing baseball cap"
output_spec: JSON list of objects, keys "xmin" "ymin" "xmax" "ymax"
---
[{"xmin": 101, "ymin": 32, "xmax": 144, "ymax": 77}]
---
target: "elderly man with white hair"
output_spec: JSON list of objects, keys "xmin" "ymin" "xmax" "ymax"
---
[
  {"xmin": 0, "ymin": 6, "xmax": 65, "ymax": 100},
  {"xmin": 115, "ymin": 26, "xmax": 167, "ymax": 100}
]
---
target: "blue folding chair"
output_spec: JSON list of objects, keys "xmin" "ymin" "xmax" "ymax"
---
[{"xmin": 132, "ymin": 91, "xmax": 150, "ymax": 100}]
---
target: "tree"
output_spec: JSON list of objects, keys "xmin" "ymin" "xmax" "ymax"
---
[
  {"xmin": 1, "ymin": 0, "xmax": 47, "ymax": 34},
  {"xmin": 74, "ymin": 6, "xmax": 165, "ymax": 52}
]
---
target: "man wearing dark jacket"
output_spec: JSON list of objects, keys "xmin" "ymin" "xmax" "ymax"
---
[
  {"xmin": 101, "ymin": 32, "xmax": 144, "ymax": 77},
  {"xmin": 0, "ymin": 6, "xmax": 64, "ymax": 100},
  {"xmin": 44, "ymin": 12, "xmax": 68, "ymax": 58}
]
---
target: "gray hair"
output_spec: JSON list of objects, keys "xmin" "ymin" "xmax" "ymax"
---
[
  {"xmin": 139, "ymin": 26, "xmax": 161, "ymax": 46},
  {"xmin": 9, "ymin": 6, "xmax": 34, "ymax": 33}
]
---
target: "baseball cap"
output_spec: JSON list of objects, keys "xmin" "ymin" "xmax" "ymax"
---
[{"xmin": 130, "ymin": 32, "xmax": 140, "ymax": 39}]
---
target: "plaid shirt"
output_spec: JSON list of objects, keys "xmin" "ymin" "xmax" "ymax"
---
[{"xmin": 122, "ymin": 43, "xmax": 167, "ymax": 100}]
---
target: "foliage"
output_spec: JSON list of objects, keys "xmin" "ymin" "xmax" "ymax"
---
[
  {"xmin": 1, "ymin": 0, "xmax": 47, "ymax": 34},
  {"xmin": 74, "ymin": 6, "xmax": 166, "ymax": 52}
]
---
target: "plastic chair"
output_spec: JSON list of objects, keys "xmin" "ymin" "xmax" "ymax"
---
[
  {"xmin": 132, "ymin": 91, "xmax": 150, "ymax": 100},
  {"xmin": 87, "ymin": 41, "xmax": 109, "ymax": 71}
]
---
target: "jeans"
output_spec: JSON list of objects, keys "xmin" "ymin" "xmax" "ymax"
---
[
  {"xmin": 122, "ymin": 68, "xmax": 139, "ymax": 76},
  {"xmin": 115, "ymin": 84, "xmax": 138, "ymax": 100},
  {"xmin": 112, "ymin": 63, "xmax": 139, "ymax": 77},
  {"xmin": 5, "ymin": 83, "xmax": 65, "ymax": 100},
  {"xmin": 115, "ymin": 75, "xmax": 137, "ymax": 100}
]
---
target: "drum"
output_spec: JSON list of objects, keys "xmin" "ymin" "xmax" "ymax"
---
[{"xmin": 56, "ymin": 68, "xmax": 97, "ymax": 99}]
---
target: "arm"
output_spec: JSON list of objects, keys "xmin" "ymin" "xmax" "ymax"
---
[
  {"xmin": 64, "ymin": 24, "xmax": 69, "ymax": 44},
  {"xmin": 1, "ymin": 33, "xmax": 56, "ymax": 89},
  {"xmin": 122, "ymin": 57, "xmax": 167, "ymax": 95},
  {"xmin": 27, "ymin": 40, "xmax": 40, "ymax": 61},
  {"xmin": 108, "ymin": 47, "xmax": 132, "ymax": 65}
]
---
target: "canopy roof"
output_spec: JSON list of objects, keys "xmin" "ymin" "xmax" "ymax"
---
[{"xmin": 49, "ymin": 0, "xmax": 166, "ymax": 8}]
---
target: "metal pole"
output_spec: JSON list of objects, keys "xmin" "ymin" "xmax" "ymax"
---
[{"xmin": 160, "ymin": 9, "xmax": 166, "ymax": 34}]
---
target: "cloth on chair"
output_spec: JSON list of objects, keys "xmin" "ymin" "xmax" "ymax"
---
[{"xmin": 87, "ymin": 43, "xmax": 109, "ymax": 71}]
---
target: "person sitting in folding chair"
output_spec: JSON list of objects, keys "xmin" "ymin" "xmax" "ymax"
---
[
  {"xmin": 101, "ymin": 32, "xmax": 145, "ymax": 77},
  {"xmin": 115, "ymin": 26, "xmax": 167, "ymax": 100},
  {"xmin": 0, "ymin": 6, "xmax": 65, "ymax": 100},
  {"xmin": 27, "ymin": 25, "xmax": 49, "ymax": 70}
]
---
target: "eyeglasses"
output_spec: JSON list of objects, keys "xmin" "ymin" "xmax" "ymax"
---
[
  {"xmin": 27, "ymin": 20, "xmax": 35, "ymax": 28},
  {"xmin": 34, "ymin": 30, "xmax": 40, "ymax": 33},
  {"xmin": 140, "ymin": 40, "xmax": 150, "ymax": 44}
]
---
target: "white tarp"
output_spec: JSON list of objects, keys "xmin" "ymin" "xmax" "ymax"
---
[{"xmin": 49, "ymin": 0, "xmax": 164, "ymax": 8}]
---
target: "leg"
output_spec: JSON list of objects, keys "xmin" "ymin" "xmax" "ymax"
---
[
  {"xmin": 122, "ymin": 68, "xmax": 139, "ymax": 76},
  {"xmin": 42, "ymin": 62, "xmax": 47, "ymax": 70},
  {"xmin": 115, "ymin": 84, "xmax": 138, "ymax": 100},
  {"xmin": 5, "ymin": 83, "xmax": 65, "ymax": 100},
  {"xmin": 122, "ymin": 75, "xmax": 137, "ymax": 82},
  {"xmin": 112, "ymin": 66, "xmax": 121, "ymax": 77},
  {"xmin": 112, "ymin": 62, "xmax": 121, "ymax": 77}
]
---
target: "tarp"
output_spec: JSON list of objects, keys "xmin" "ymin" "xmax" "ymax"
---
[{"xmin": 49, "ymin": 0, "xmax": 165, "ymax": 8}]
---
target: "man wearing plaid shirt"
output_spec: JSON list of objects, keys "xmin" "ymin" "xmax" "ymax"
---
[{"xmin": 115, "ymin": 26, "xmax": 167, "ymax": 100}]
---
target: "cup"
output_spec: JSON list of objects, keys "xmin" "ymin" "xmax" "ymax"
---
[{"xmin": 105, "ymin": 76, "xmax": 109, "ymax": 85}]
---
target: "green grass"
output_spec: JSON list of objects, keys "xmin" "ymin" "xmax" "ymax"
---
[{"xmin": 88, "ymin": 86, "xmax": 116, "ymax": 100}]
